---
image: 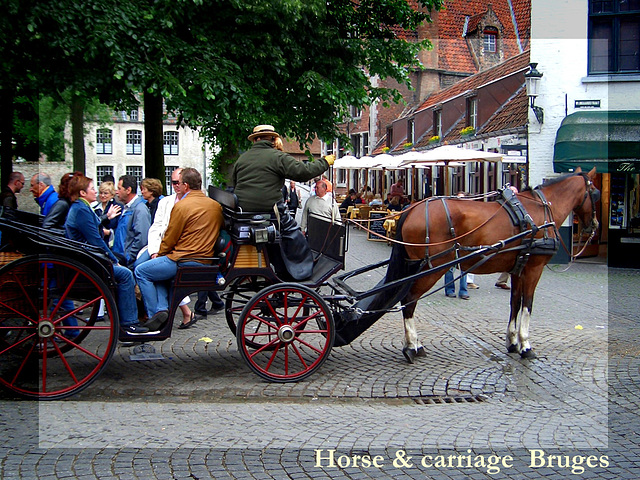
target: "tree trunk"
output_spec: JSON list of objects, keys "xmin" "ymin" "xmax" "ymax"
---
[
  {"xmin": 0, "ymin": 89, "xmax": 14, "ymax": 187},
  {"xmin": 70, "ymin": 94, "xmax": 86, "ymax": 172},
  {"xmin": 143, "ymin": 92, "xmax": 166, "ymax": 194}
]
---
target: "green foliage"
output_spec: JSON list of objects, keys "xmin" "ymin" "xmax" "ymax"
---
[{"xmin": 2, "ymin": 0, "xmax": 444, "ymax": 180}]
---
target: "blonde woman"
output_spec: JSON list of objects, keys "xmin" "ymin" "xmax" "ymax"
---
[{"xmin": 94, "ymin": 181, "xmax": 122, "ymax": 244}]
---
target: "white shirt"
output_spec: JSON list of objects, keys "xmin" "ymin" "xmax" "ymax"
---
[{"xmin": 300, "ymin": 194, "xmax": 341, "ymax": 232}]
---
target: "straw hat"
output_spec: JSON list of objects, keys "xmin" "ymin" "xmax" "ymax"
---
[{"xmin": 248, "ymin": 124, "xmax": 280, "ymax": 141}]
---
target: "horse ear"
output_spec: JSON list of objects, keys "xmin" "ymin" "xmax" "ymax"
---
[
  {"xmin": 574, "ymin": 167, "xmax": 582, "ymax": 173},
  {"xmin": 588, "ymin": 167, "xmax": 597, "ymax": 179}
]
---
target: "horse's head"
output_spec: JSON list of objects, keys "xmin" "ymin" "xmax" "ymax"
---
[{"xmin": 574, "ymin": 167, "xmax": 600, "ymax": 235}]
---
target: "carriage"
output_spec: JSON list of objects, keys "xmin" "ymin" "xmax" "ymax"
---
[{"xmin": 0, "ymin": 169, "xmax": 600, "ymax": 400}]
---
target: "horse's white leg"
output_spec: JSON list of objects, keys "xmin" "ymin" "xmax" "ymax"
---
[
  {"xmin": 517, "ymin": 306, "xmax": 535, "ymax": 358},
  {"xmin": 506, "ymin": 312, "xmax": 519, "ymax": 353},
  {"xmin": 402, "ymin": 315, "xmax": 425, "ymax": 364}
]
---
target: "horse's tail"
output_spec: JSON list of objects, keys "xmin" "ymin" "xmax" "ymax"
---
[{"xmin": 333, "ymin": 210, "xmax": 424, "ymax": 347}]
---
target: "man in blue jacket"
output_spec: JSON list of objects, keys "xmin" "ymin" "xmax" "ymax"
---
[
  {"xmin": 29, "ymin": 172, "xmax": 58, "ymax": 216},
  {"xmin": 113, "ymin": 175, "xmax": 151, "ymax": 269}
]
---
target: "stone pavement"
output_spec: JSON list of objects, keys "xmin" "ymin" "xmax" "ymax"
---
[{"xmin": 1, "ymin": 226, "xmax": 639, "ymax": 479}]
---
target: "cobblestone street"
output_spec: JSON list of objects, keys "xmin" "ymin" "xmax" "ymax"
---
[{"xmin": 1, "ymin": 226, "xmax": 638, "ymax": 479}]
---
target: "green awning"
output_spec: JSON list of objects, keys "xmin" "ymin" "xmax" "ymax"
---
[{"xmin": 553, "ymin": 110, "xmax": 640, "ymax": 174}]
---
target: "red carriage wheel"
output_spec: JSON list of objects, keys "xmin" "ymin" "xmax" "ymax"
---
[
  {"xmin": 237, "ymin": 283, "xmax": 334, "ymax": 382},
  {"xmin": 0, "ymin": 255, "xmax": 118, "ymax": 399}
]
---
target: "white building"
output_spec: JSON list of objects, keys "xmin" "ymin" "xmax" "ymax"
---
[
  {"xmin": 529, "ymin": 0, "xmax": 640, "ymax": 267},
  {"xmin": 80, "ymin": 106, "xmax": 213, "ymax": 192}
]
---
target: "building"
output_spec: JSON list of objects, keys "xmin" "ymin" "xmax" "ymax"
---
[
  {"xmin": 529, "ymin": 0, "xmax": 640, "ymax": 267},
  {"xmin": 85, "ymin": 105, "xmax": 212, "ymax": 192},
  {"xmin": 327, "ymin": 0, "xmax": 531, "ymax": 194}
]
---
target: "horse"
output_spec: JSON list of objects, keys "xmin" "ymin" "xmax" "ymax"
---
[{"xmin": 388, "ymin": 167, "xmax": 600, "ymax": 363}]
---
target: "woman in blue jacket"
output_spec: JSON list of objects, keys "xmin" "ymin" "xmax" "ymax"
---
[{"xmin": 64, "ymin": 174, "xmax": 148, "ymax": 334}]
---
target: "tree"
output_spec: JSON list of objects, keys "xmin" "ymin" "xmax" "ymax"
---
[{"xmin": 1, "ymin": 0, "xmax": 443, "ymax": 185}]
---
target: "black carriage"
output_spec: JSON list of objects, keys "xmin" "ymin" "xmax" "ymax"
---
[{"xmin": 0, "ymin": 186, "xmax": 348, "ymax": 400}]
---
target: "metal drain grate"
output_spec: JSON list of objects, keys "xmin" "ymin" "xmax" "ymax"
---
[{"xmin": 412, "ymin": 395, "xmax": 487, "ymax": 405}]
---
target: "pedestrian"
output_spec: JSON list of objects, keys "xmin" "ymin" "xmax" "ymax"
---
[
  {"xmin": 300, "ymin": 179, "xmax": 341, "ymax": 234},
  {"xmin": 287, "ymin": 181, "xmax": 301, "ymax": 212},
  {"xmin": 444, "ymin": 267, "xmax": 470, "ymax": 300},
  {"xmin": 231, "ymin": 124, "xmax": 334, "ymax": 280},
  {"xmin": 1, "ymin": 171, "xmax": 25, "ymax": 209}
]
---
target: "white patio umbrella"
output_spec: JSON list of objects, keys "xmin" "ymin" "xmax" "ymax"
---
[
  {"xmin": 371, "ymin": 153, "xmax": 406, "ymax": 170},
  {"xmin": 398, "ymin": 145, "xmax": 503, "ymax": 166}
]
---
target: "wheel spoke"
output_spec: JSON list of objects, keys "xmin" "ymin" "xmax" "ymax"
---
[
  {"xmin": 49, "ymin": 271, "xmax": 81, "ymax": 319},
  {"xmin": 0, "ymin": 331, "xmax": 38, "ymax": 356},
  {"xmin": 8, "ymin": 270, "xmax": 39, "ymax": 318},
  {"xmin": 51, "ymin": 340, "xmax": 79, "ymax": 384}
]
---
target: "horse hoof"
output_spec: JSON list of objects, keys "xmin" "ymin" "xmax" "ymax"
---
[
  {"xmin": 402, "ymin": 347, "xmax": 416, "ymax": 364},
  {"xmin": 416, "ymin": 346, "xmax": 427, "ymax": 357},
  {"xmin": 520, "ymin": 348, "xmax": 536, "ymax": 359},
  {"xmin": 507, "ymin": 344, "xmax": 518, "ymax": 354}
]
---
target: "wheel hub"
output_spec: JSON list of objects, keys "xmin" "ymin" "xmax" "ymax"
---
[
  {"xmin": 38, "ymin": 320, "xmax": 56, "ymax": 339},
  {"xmin": 277, "ymin": 324, "xmax": 296, "ymax": 343}
]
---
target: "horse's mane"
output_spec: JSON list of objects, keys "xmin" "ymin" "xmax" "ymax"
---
[{"xmin": 536, "ymin": 171, "xmax": 587, "ymax": 189}]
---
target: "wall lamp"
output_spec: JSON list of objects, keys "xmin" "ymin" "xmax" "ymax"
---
[{"xmin": 524, "ymin": 62, "xmax": 544, "ymax": 124}]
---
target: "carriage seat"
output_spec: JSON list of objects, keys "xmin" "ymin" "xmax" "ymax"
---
[{"xmin": 208, "ymin": 185, "xmax": 279, "ymax": 246}]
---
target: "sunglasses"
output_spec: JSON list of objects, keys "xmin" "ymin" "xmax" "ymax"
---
[{"xmin": 171, "ymin": 180, "xmax": 180, "ymax": 185}]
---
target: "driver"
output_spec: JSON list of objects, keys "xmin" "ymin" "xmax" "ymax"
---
[{"xmin": 232, "ymin": 125, "xmax": 335, "ymax": 280}]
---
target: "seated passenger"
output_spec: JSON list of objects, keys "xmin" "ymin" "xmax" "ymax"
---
[
  {"xmin": 231, "ymin": 124, "xmax": 335, "ymax": 280},
  {"xmin": 64, "ymin": 174, "xmax": 148, "ymax": 334},
  {"xmin": 135, "ymin": 168, "xmax": 224, "ymax": 330}
]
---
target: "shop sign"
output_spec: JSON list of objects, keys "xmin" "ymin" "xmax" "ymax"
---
[
  {"xmin": 574, "ymin": 99, "xmax": 600, "ymax": 108},
  {"xmin": 616, "ymin": 162, "xmax": 640, "ymax": 173}
]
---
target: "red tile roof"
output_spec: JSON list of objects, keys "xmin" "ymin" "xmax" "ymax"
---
[
  {"xmin": 435, "ymin": 0, "xmax": 530, "ymax": 74},
  {"xmin": 417, "ymin": 49, "xmax": 530, "ymax": 112}
]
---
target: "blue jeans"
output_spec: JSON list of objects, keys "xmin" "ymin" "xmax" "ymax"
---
[
  {"xmin": 135, "ymin": 256, "xmax": 202, "ymax": 318},
  {"xmin": 114, "ymin": 265, "xmax": 139, "ymax": 326},
  {"xmin": 444, "ymin": 268, "xmax": 468, "ymax": 297}
]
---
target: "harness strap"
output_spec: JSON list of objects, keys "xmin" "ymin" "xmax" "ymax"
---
[
  {"xmin": 424, "ymin": 199, "xmax": 433, "ymax": 269},
  {"xmin": 441, "ymin": 198, "xmax": 456, "ymax": 239}
]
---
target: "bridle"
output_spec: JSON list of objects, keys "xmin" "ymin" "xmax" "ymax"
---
[{"xmin": 576, "ymin": 173, "xmax": 600, "ymax": 235}]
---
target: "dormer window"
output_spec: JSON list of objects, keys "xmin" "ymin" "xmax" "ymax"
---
[{"xmin": 483, "ymin": 27, "xmax": 498, "ymax": 53}]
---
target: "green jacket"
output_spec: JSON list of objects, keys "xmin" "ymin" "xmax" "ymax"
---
[{"xmin": 232, "ymin": 140, "xmax": 329, "ymax": 212}]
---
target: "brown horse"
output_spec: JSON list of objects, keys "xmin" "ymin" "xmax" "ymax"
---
[{"xmin": 391, "ymin": 167, "xmax": 600, "ymax": 362}]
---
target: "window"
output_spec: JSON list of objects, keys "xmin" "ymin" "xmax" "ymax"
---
[
  {"xmin": 467, "ymin": 97, "xmax": 478, "ymax": 129},
  {"xmin": 349, "ymin": 105, "xmax": 362, "ymax": 119},
  {"xmin": 165, "ymin": 166, "xmax": 178, "ymax": 192},
  {"xmin": 163, "ymin": 131, "xmax": 179, "ymax": 155},
  {"xmin": 96, "ymin": 129, "xmax": 112, "ymax": 154},
  {"xmin": 130, "ymin": 109, "xmax": 138, "ymax": 121},
  {"xmin": 323, "ymin": 140, "xmax": 335, "ymax": 156},
  {"xmin": 434, "ymin": 110, "xmax": 442, "ymax": 138},
  {"xmin": 589, "ymin": 0, "xmax": 640, "ymax": 74},
  {"xmin": 407, "ymin": 119, "xmax": 415, "ymax": 145},
  {"xmin": 386, "ymin": 127, "xmax": 393, "ymax": 149},
  {"xmin": 350, "ymin": 132, "xmax": 369, "ymax": 157},
  {"xmin": 483, "ymin": 27, "xmax": 498, "ymax": 53},
  {"xmin": 96, "ymin": 166, "xmax": 113, "ymax": 185},
  {"xmin": 126, "ymin": 166, "xmax": 143, "ymax": 187},
  {"xmin": 126, "ymin": 130, "xmax": 142, "ymax": 155}
]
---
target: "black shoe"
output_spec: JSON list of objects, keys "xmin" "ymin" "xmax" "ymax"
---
[
  {"xmin": 459, "ymin": 294, "xmax": 470, "ymax": 300},
  {"xmin": 445, "ymin": 293, "xmax": 456, "ymax": 298},
  {"xmin": 125, "ymin": 324, "xmax": 149, "ymax": 334},
  {"xmin": 145, "ymin": 310, "xmax": 168, "ymax": 331},
  {"xmin": 207, "ymin": 306, "xmax": 224, "ymax": 315},
  {"xmin": 179, "ymin": 313, "xmax": 198, "ymax": 329}
]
